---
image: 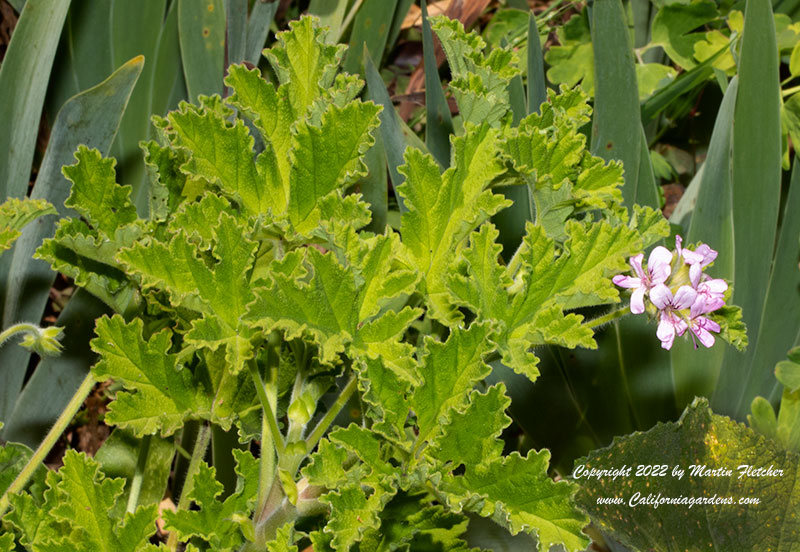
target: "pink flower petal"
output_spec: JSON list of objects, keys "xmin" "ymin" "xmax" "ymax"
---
[
  {"xmin": 673, "ymin": 286, "xmax": 697, "ymax": 310},
  {"xmin": 630, "ymin": 288, "xmax": 646, "ymax": 314},
  {"xmin": 649, "ymin": 284, "xmax": 672, "ymax": 309},
  {"xmin": 629, "ymin": 254, "xmax": 645, "ymax": 279},
  {"xmin": 612, "ymin": 275, "xmax": 642, "ymax": 289},
  {"xmin": 648, "ymin": 246, "xmax": 673, "ymax": 284}
]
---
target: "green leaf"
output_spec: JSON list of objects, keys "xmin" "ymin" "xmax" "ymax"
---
[
  {"xmin": 91, "ymin": 315, "xmax": 212, "ymax": 436},
  {"xmin": 329, "ymin": 424, "xmax": 394, "ymax": 482},
  {"xmin": 410, "ymin": 323, "xmax": 493, "ymax": 450},
  {"xmin": 95, "ymin": 428, "xmax": 174, "ymax": 510},
  {"xmin": 714, "ymin": 0, "xmax": 784, "ymax": 419},
  {"xmin": 0, "ymin": 0, "xmax": 70, "ymax": 200},
  {"xmin": 398, "ymin": 125, "xmax": 509, "ymax": 323},
  {"xmin": 264, "ymin": 15, "xmax": 345, "ymax": 120},
  {"xmin": 63, "ymin": 146, "xmax": 138, "ymax": 235},
  {"xmin": 0, "ymin": 198, "xmax": 56, "ymax": 253},
  {"xmin": 650, "ymin": 0, "xmax": 720, "ymax": 70},
  {"xmin": 356, "ymin": 357, "xmax": 412, "ymax": 444},
  {"xmin": 0, "ymin": 442, "xmax": 42, "ymax": 497},
  {"xmin": 439, "ymin": 449, "xmax": 588, "ymax": 552},
  {"xmin": 163, "ymin": 449, "xmax": 258, "ymax": 550},
  {"xmin": 167, "ymin": 102, "xmax": 273, "ymax": 216},
  {"xmin": 429, "ymin": 384, "xmax": 510, "ymax": 471},
  {"xmin": 47, "ymin": 450, "xmax": 157, "ymax": 552},
  {"xmin": 449, "ymin": 220, "xmax": 642, "ymax": 379},
  {"xmin": 178, "ymin": 0, "xmax": 225, "ymax": 101},
  {"xmin": 119, "ymin": 211, "xmax": 258, "ymax": 373},
  {"xmin": 320, "ymin": 484, "xmax": 387, "ymax": 551},
  {"xmin": 0, "ymin": 54, "xmax": 143, "ymax": 433},
  {"xmin": 574, "ymin": 398, "xmax": 800, "ymax": 551},
  {"xmin": 421, "ymin": 1, "xmax": 454, "ymax": 167},
  {"xmin": 246, "ymin": 236, "xmax": 417, "ymax": 367},
  {"xmin": 288, "ymin": 100, "xmax": 382, "ymax": 233},
  {"xmin": 591, "ymin": 0, "xmax": 658, "ymax": 211}
]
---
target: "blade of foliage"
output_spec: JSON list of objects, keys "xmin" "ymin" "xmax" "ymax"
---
[
  {"xmin": 714, "ymin": 0, "xmax": 784, "ymax": 419},
  {"xmin": 95, "ymin": 428, "xmax": 174, "ymax": 511},
  {"xmin": 178, "ymin": 0, "xmax": 225, "ymax": 101},
  {"xmin": 0, "ymin": 0, "xmax": 70, "ymax": 200},
  {"xmin": 0, "ymin": 49, "xmax": 142, "ymax": 426},
  {"xmin": 421, "ymin": 0, "xmax": 454, "ymax": 168},
  {"xmin": 245, "ymin": 0, "xmax": 278, "ymax": 63},
  {"xmin": 590, "ymin": 0, "xmax": 658, "ymax": 211},
  {"xmin": 343, "ymin": 0, "xmax": 399, "ymax": 76},
  {"xmin": 670, "ymin": 77, "xmax": 737, "ymax": 406},
  {"xmin": 527, "ymin": 11, "xmax": 546, "ymax": 115},
  {"xmin": 574, "ymin": 398, "xmax": 800, "ymax": 551}
]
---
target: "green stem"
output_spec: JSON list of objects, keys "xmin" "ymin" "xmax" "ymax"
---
[
  {"xmin": 126, "ymin": 435, "xmax": 151, "ymax": 514},
  {"xmin": 0, "ymin": 322, "xmax": 40, "ymax": 346},
  {"xmin": 0, "ymin": 373, "xmax": 95, "ymax": 518},
  {"xmin": 783, "ymin": 84, "xmax": 800, "ymax": 98},
  {"xmin": 304, "ymin": 375, "xmax": 358, "ymax": 454},
  {"xmin": 167, "ymin": 422, "xmax": 211, "ymax": 550},
  {"xmin": 249, "ymin": 358, "xmax": 284, "ymax": 457},
  {"xmin": 586, "ymin": 305, "xmax": 631, "ymax": 330}
]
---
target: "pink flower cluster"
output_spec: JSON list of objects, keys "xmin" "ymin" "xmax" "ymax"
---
[{"xmin": 612, "ymin": 236, "xmax": 727, "ymax": 350}]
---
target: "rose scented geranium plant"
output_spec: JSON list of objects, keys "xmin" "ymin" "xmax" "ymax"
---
[{"xmin": 0, "ymin": 14, "xmax": 747, "ymax": 552}]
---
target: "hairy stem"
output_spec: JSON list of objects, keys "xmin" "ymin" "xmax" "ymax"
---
[
  {"xmin": 0, "ymin": 373, "xmax": 95, "ymax": 518},
  {"xmin": 167, "ymin": 422, "xmax": 212, "ymax": 550},
  {"xmin": 249, "ymin": 358, "xmax": 284, "ymax": 457},
  {"xmin": 0, "ymin": 322, "xmax": 40, "ymax": 346},
  {"xmin": 586, "ymin": 305, "xmax": 631, "ymax": 330},
  {"xmin": 126, "ymin": 435, "xmax": 151, "ymax": 514},
  {"xmin": 304, "ymin": 375, "xmax": 358, "ymax": 455}
]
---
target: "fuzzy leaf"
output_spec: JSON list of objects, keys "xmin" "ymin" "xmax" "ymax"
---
[
  {"xmin": 410, "ymin": 324, "xmax": 493, "ymax": 449},
  {"xmin": 288, "ymin": 100, "xmax": 381, "ymax": 233},
  {"xmin": 44, "ymin": 450, "xmax": 157, "ymax": 552},
  {"xmin": 356, "ymin": 357, "xmax": 412, "ymax": 444},
  {"xmin": 320, "ymin": 484, "xmax": 387, "ymax": 551},
  {"xmin": 168, "ymin": 103, "xmax": 273, "ymax": 216},
  {"xmin": 119, "ymin": 212, "xmax": 258, "ymax": 373},
  {"xmin": 399, "ymin": 125, "xmax": 509, "ymax": 323},
  {"xmin": 163, "ymin": 449, "xmax": 259, "ymax": 550},
  {"xmin": 246, "ymin": 237, "xmax": 417, "ymax": 367},
  {"xmin": 0, "ymin": 197, "xmax": 56, "ymax": 253},
  {"xmin": 91, "ymin": 315, "xmax": 211, "ymax": 436},
  {"xmin": 440, "ymin": 450, "xmax": 588, "ymax": 552},
  {"xmin": 263, "ymin": 16, "xmax": 345, "ymax": 120},
  {"xmin": 62, "ymin": 146, "xmax": 137, "ymax": 236},
  {"xmin": 575, "ymin": 398, "xmax": 800, "ymax": 551}
]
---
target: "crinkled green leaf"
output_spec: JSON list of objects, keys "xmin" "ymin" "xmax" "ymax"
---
[
  {"xmin": 449, "ymin": 220, "xmax": 640, "ymax": 379},
  {"xmin": 91, "ymin": 315, "xmax": 211, "ymax": 436},
  {"xmin": 0, "ymin": 197, "xmax": 56, "ymax": 253},
  {"xmin": 167, "ymin": 103, "xmax": 272, "ymax": 216},
  {"xmin": 0, "ymin": 533, "xmax": 13, "ymax": 550},
  {"xmin": 246, "ymin": 237, "xmax": 417, "ymax": 367},
  {"xmin": 410, "ymin": 323, "xmax": 493, "ymax": 450},
  {"xmin": 356, "ymin": 357, "xmax": 412, "ymax": 444},
  {"xmin": 575, "ymin": 398, "xmax": 800, "ymax": 551},
  {"xmin": 320, "ymin": 484, "xmax": 388, "ymax": 551},
  {"xmin": 119, "ymin": 211, "xmax": 257, "ymax": 373},
  {"xmin": 442, "ymin": 449, "xmax": 587, "ymax": 552},
  {"xmin": 163, "ymin": 449, "xmax": 258, "ymax": 550},
  {"xmin": 359, "ymin": 493, "xmax": 473, "ymax": 552},
  {"xmin": 142, "ymin": 139, "xmax": 189, "ymax": 222},
  {"xmin": 399, "ymin": 125, "xmax": 509, "ymax": 323},
  {"xmin": 709, "ymin": 304, "xmax": 748, "ymax": 352},
  {"xmin": 288, "ymin": 100, "xmax": 381, "ymax": 233},
  {"xmin": 263, "ymin": 16, "xmax": 345, "ymax": 120},
  {"xmin": 265, "ymin": 522, "xmax": 303, "ymax": 552},
  {"xmin": 42, "ymin": 450, "xmax": 157, "ymax": 552},
  {"xmin": 302, "ymin": 438, "xmax": 361, "ymax": 490},
  {"xmin": 329, "ymin": 424, "xmax": 394, "ymax": 482},
  {"xmin": 429, "ymin": 384, "xmax": 510, "ymax": 471},
  {"xmin": 225, "ymin": 64, "xmax": 292, "ymax": 209},
  {"xmin": 62, "ymin": 146, "xmax": 138, "ymax": 235}
]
